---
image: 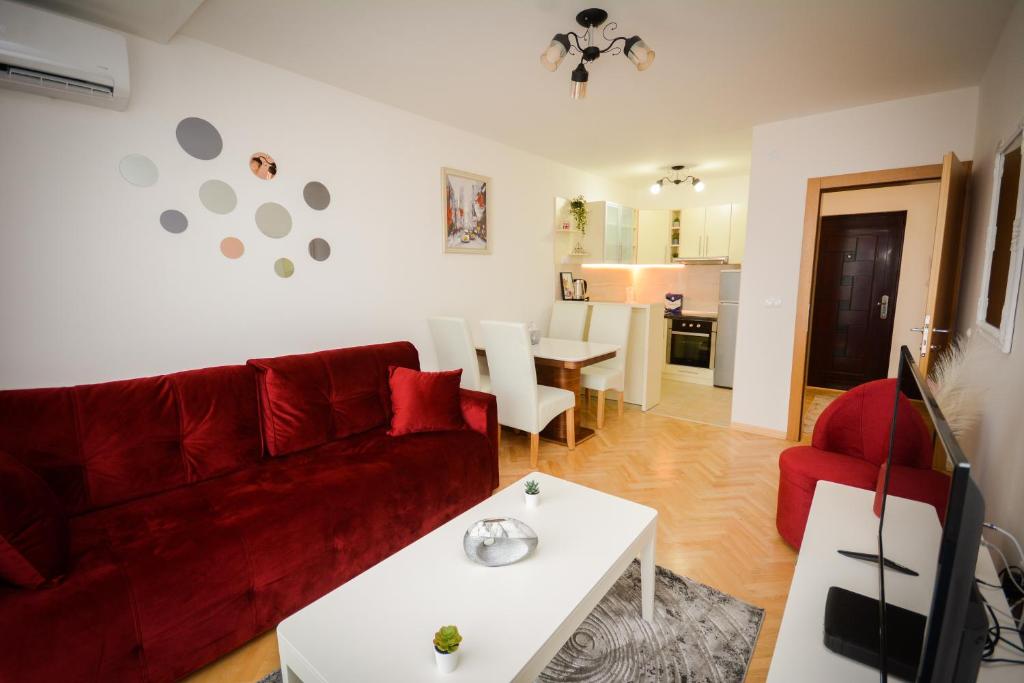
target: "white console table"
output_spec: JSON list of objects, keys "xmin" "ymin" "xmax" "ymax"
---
[{"xmin": 768, "ymin": 481, "xmax": 1021, "ymax": 682}]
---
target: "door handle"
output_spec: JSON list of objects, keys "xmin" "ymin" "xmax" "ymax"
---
[{"xmin": 877, "ymin": 294, "xmax": 889, "ymax": 320}]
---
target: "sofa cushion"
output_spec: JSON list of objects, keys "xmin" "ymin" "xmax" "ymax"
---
[
  {"xmin": 778, "ymin": 445, "xmax": 879, "ymax": 494},
  {"xmin": 0, "ymin": 451, "xmax": 68, "ymax": 588},
  {"xmin": 387, "ymin": 366, "xmax": 465, "ymax": 437},
  {"xmin": 874, "ymin": 463, "xmax": 951, "ymax": 523},
  {"xmin": 0, "ymin": 365, "xmax": 262, "ymax": 515},
  {"xmin": 248, "ymin": 342, "xmax": 420, "ymax": 456}
]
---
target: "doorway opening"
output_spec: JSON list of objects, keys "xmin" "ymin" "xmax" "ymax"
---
[{"xmin": 786, "ymin": 154, "xmax": 971, "ymax": 441}]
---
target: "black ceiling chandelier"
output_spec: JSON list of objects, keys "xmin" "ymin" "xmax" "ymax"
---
[
  {"xmin": 540, "ymin": 8, "xmax": 655, "ymax": 100},
  {"xmin": 650, "ymin": 165, "xmax": 705, "ymax": 194}
]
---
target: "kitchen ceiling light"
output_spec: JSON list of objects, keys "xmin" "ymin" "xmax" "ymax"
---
[
  {"xmin": 650, "ymin": 165, "xmax": 705, "ymax": 194},
  {"xmin": 540, "ymin": 7, "xmax": 654, "ymax": 100}
]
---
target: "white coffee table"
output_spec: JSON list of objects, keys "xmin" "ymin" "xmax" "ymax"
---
[{"xmin": 277, "ymin": 472, "xmax": 658, "ymax": 682}]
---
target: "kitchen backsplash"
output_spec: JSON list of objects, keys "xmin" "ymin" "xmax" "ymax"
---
[{"xmin": 563, "ymin": 264, "xmax": 737, "ymax": 311}]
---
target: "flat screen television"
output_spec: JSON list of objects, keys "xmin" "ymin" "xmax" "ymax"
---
[{"xmin": 823, "ymin": 345, "xmax": 988, "ymax": 681}]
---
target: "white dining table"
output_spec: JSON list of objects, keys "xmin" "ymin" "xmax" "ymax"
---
[{"xmin": 475, "ymin": 336, "xmax": 619, "ymax": 445}]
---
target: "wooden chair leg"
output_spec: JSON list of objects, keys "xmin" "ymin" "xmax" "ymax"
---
[
  {"xmin": 596, "ymin": 390, "xmax": 606, "ymax": 428},
  {"xmin": 530, "ymin": 432, "xmax": 539, "ymax": 469},
  {"xmin": 566, "ymin": 408, "xmax": 575, "ymax": 450},
  {"xmin": 617, "ymin": 391, "xmax": 624, "ymax": 417}
]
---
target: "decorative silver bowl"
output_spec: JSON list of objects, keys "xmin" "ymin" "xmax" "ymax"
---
[{"xmin": 463, "ymin": 517, "xmax": 538, "ymax": 567}]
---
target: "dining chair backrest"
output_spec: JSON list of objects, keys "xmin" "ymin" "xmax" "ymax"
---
[
  {"xmin": 586, "ymin": 303, "xmax": 632, "ymax": 371},
  {"xmin": 548, "ymin": 301, "xmax": 588, "ymax": 341},
  {"xmin": 480, "ymin": 320, "xmax": 539, "ymax": 432},
  {"xmin": 427, "ymin": 316, "xmax": 482, "ymax": 391}
]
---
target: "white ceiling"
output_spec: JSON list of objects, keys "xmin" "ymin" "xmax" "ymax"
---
[
  {"xmin": 25, "ymin": 0, "xmax": 204, "ymax": 43},
  {"xmin": 35, "ymin": 1, "xmax": 1019, "ymax": 186}
]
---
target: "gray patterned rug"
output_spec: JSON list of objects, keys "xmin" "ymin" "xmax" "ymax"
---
[{"xmin": 258, "ymin": 561, "xmax": 764, "ymax": 682}]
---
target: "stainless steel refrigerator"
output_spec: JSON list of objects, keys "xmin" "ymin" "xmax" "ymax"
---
[{"xmin": 714, "ymin": 270, "xmax": 741, "ymax": 388}]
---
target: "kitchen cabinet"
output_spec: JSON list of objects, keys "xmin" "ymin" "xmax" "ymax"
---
[
  {"xmin": 704, "ymin": 205, "xmax": 732, "ymax": 258},
  {"xmin": 588, "ymin": 201, "xmax": 638, "ymax": 264},
  {"xmin": 677, "ymin": 207, "xmax": 705, "ymax": 258},
  {"xmin": 728, "ymin": 202, "xmax": 747, "ymax": 264},
  {"xmin": 637, "ymin": 210, "xmax": 672, "ymax": 263}
]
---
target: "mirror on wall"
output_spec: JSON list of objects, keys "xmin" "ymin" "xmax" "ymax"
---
[{"xmin": 976, "ymin": 126, "xmax": 1024, "ymax": 353}]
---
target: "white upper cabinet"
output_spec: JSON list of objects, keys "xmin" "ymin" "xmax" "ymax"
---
[
  {"xmin": 678, "ymin": 207, "xmax": 706, "ymax": 258},
  {"xmin": 728, "ymin": 203, "xmax": 747, "ymax": 265},
  {"xmin": 704, "ymin": 205, "xmax": 732, "ymax": 258},
  {"xmin": 637, "ymin": 210, "xmax": 672, "ymax": 263},
  {"xmin": 590, "ymin": 201, "xmax": 638, "ymax": 264}
]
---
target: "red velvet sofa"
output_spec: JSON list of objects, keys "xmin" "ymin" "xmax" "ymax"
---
[
  {"xmin": 776, "ymin": 379, "xmax": 950, "ymax": 549},
  {"xmin": 0, "ymin": 342, "xmax": 498, "ymax": 683}
]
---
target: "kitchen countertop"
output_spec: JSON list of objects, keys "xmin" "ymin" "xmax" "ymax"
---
[{"xmin": 665, "ymin": 308, "xmax": 718, "ymax": 320}]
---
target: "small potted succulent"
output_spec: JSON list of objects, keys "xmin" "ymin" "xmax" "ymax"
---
[
  {"xmin": 433, "ymin": 624, "xmax": 463, "ymax": 673},
  {"xmin": 524, "ymin": 479, "xmax": 540, "ymax": 508}
]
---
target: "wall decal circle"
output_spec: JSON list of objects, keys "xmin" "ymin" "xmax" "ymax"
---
[
  {"xmin": 199, "ymin": 179, "xmax": 238, "ymax": 214},
  {"xmin": 308, "ymin": 238, "xmax": 331, "ymax": 261},
  {"xmin": 220, "ymin": 237, "xmax": 245, "ymax": 259},
  {"xmin": 250, "ymin": 152, "xmax": 278, "ymax": 180},
  {"xmin": 159, "ymin": 209, "xmax": 188, "ymax": 234},
  {"xmin": 176, "ymin": 117, "xmax": 223, "ymax": 160},
  {"xmin": 255, "ymin": 202, "xmax": 292, "ymax": 238},
  {"xmin": 119, "ymin": 154, "xmax": 159, "ymax": 187},
  {"xmin": 303, "ymin": 181, "xmax": 331, "ymax": 210},
  {"xmin": 274, "ymin": 257, "xmax": 295, "ymax": 278}
]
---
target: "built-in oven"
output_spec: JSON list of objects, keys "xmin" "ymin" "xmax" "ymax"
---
[{"xmin": 667, "ymin": 317, "xmax": 717, "ymax": 369}]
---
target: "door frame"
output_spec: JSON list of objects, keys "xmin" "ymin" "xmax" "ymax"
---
[{"xmin": 786, "ymin": 164, "xmax": 944, "ymax": 441}]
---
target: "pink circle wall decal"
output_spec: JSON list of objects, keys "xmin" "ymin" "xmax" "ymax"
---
[{"xmin": 220, "ymin": 237, "xmax": 244, "ymax": 259}]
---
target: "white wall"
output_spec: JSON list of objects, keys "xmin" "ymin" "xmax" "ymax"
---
[
  {"xmin": 733, "ymin": 87, "xmax": 979, "ymax": 432},
  {"xmin": 0, "ymin": 35, "xmax": 632, "ymax": 388},
  {"xmin": 820, "ymin": 182, "xmax": 941, "ymax": 376},
  {"xmin": 953, "ymin": 1, "xmax": 1024, "ymax": 561}
]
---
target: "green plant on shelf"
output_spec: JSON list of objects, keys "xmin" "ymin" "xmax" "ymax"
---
[
  {"xmin": 433, "ymin": 625, "xmax": 463, "ymax": 654},
  {"xmin": 525, "ymin": 480, "xmax": 540, "ymax": 496},
  {"xmin": 569, "ymin": 195, "xmax": 588, "ymax": 235}
]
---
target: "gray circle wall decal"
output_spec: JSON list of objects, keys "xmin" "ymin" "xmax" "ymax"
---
[
  {"xmin": 303, "ymin": 181, "xmax": 331, "ymax": 210},
  {"xmin": 119, "ymin": 154, "xmax": 159, "ymax": 187},
  {"xmin": 220, "ymin": 237, "xmax": 244, "ymax": 259},
  {"xmin": 250, "ymin": 152, "xmax": 278, "ymax": 180},
  {"xmin": 199, "ymin": 179, "xmax": 237, "ymax": 214},
  {"xmin": 308, "ymin": 238, "xmax": 331, "ymax": 261},
  {"xmin": 255, "ymin": 202, "xmax": 292, "ymax": 238},
  {"xmin": 160, "ymin": 209, "xmax": 188, "ymax": 234},
  {"xmin": 274, "ymin": 257, "xmax": 295, "ymax": 278},
  {"xmin": 176, "ymin": 117, "xmax": 223, "ymax": 160}
]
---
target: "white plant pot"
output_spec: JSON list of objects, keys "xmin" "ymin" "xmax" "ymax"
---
[
  {"xmin": 435, "ymin": 648, "xmax": 459, "ymax": 674},
  {"xmin": 525, "ymin": 492, "xmax": 540, "ymax": 508}
]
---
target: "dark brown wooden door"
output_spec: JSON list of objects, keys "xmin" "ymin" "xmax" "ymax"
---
[{"xmin": 808, "ymin": 211, "xmax": 906, "ymax": 390}]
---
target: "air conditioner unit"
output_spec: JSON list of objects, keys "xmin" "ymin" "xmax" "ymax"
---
[{"xmin": 0, "ymin": 0, "xmax": 129, "ymax": 110}]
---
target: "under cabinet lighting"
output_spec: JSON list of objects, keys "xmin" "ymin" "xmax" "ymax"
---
[{"xmin": 581, "ymin": 263, "xmax": 685, "ymax": 270}]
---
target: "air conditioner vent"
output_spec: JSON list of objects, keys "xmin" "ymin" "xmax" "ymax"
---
[{"xmin": 0, "ymin": 64, "xmax": 114, "ymax": 98}]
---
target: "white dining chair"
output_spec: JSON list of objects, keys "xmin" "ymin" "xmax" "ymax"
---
[
  {"xmin": 427, "ymin": 316, "xmax": 490, "ymax": 392},
  {"xmin": 480, "ymin": 320, "xmax": 576, "ymax": 467},
  {"xmin": 548, "ymin": 300, "xmax": 589, "ymax": 340},
  {"xmin": 581, "ymin": 303, "xmax": 632, "ymax": 428}
]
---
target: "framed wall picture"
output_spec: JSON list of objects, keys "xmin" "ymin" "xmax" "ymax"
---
[
  {"xmin": 560, "ymin": 271, "xmax": 575, "ymax": 300},
  {"xmin": 442, "ymin": 167, "xmax": 490, "ymax": 254}
]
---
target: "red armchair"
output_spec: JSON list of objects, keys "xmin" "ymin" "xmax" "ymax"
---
[{"xmin": 776, "ymin": 379, "xmax": 950, "ymax": 549}]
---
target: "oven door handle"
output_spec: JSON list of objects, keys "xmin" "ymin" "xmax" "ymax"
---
[{"xmin": 670, "ymin": 331, "xmax": 710, "ymax": 338}]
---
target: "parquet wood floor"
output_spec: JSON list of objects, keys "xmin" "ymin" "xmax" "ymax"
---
[{"xmin": 185, "ymin": 405, "xmax": 797, "ymax": 683}]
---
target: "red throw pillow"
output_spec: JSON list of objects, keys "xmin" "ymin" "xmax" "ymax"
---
[
  {"xmin": 388, "ymin": 366, "xmax": 466, "ymax": 437},
  {"xmin": 0, "ymin": 451, "xmax": 68, "ymax": 588}
]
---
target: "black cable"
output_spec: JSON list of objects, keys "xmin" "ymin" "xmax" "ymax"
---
[{"xmin": 981, "ymin": 595, "xmax": 1024, "ymax": 665}]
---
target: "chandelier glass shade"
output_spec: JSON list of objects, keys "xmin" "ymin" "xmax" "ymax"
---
[{"xmin": 539, "ymin": 8, "xmax": 654, "ymax": 99}]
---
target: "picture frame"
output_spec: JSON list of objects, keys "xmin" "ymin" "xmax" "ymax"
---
[
  {"xmin": 442, "ymin": 167, "xmax": 490, "ymax": 254},
  {"xmin": 560, "ymin": 272, "xmax": 575, "ymax": 300}
]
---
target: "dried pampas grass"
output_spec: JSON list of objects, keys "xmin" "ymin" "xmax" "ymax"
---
[{"xmin": 927, "ymin": 334, "xmax": 986, "ymax": 438}]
